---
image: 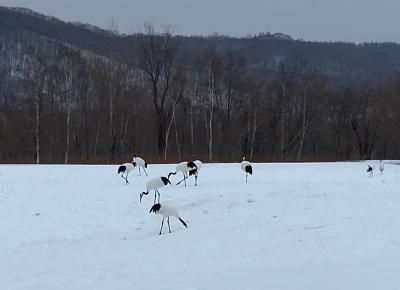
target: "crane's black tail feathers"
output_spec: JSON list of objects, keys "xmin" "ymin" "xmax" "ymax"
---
[
  {"xmin": 118, "ymin": 165, "xmax": 126, "ymax": 174},
  {"xmin": 179, "ymin": 217, "xmax": 188, "ymax": 228},
  {"xmin": 161, "ymin": 176, "xmax": 171, "ymax": 185},
  {"xmin": 149, "ymin": 203, "xmax": 161, "ymax": 213},
  {"xmin": 245, "ymin": 165, "xmax": 253, "ymax": 175},
  {"xmin": 187, "ymin": 161, "xmax": 197, "ymax": 168},
  {"xmin": 189, "ymin": 168, "xmax": 197, "ymax": 176},
  {"xmin": 145, "ymin": 162, "xmax": 148, "ymax": 168}
]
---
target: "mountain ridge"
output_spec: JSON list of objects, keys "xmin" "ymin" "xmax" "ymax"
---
[{"xmin": 2, "ymin": 5, "xmax": 400, "ymax": 82}]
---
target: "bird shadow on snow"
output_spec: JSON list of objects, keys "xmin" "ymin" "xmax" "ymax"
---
[{"xmin": 130, "ymin": 221, "xmax": 189, "ymax": 239}]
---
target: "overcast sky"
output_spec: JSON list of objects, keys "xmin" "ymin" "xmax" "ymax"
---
[{"xmin": 1, "ymin": 0, "xmax": 399, "ymax": 43}]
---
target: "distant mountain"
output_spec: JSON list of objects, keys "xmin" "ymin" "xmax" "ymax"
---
[
  {"xmin": 1, "ymin": 5, "xmax": 400, "ymax": 83},
  {"xmin": 251, "ymin": 32, "xmax": 294, "ymax": 41}
]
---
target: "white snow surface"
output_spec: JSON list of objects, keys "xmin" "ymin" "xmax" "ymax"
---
[{"xmin": 1, "ymin": 162, "xmax": 400, "ymax": 290}]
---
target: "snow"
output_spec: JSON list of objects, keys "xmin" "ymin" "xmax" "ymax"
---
[{"xmin": 1, "ymin": 161, "xmax": 400, "ymax": 290}]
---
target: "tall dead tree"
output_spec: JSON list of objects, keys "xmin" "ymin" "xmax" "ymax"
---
[
  {"xmin": 25, "ymin": 52, "xmax": 49, "ymax": 164},
  {"xmin": 137, "ymin": 23, "xmax": 178, "ymax": 156},
  {"xmin": 207, "ymin": 59, "xmax": 215, "ymax": 162},
  {"xmin": 58, "ymin": 47, "xmax": 81, "ymax": 164}
]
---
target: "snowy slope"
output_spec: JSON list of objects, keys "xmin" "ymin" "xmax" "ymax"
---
[{"xmin": 1, "ymin": 162, "xmax": 400, "ymax": 290}]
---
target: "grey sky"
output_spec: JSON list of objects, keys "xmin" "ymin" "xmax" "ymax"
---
[{"xmin": 1, "ymin": 0, "xmax": 399, "ymax": 43}]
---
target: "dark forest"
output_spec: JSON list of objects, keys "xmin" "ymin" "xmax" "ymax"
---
[{"xmin": 1, "ymin": 7, "xmax": 400, "ymax": 163}]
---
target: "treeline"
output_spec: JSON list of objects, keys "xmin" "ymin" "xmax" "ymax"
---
[{"xmin": 1, "ymin": 25, "xmax": 400, "ymax": 163}]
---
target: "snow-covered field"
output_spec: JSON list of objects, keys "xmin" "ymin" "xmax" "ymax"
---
[{"xmin": 1, "ymin": 162, "xmax": 400, "ymax": 290}]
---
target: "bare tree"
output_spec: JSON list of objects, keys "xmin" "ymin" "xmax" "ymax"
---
[
  {"xmin": 25, "ymin": 52, "xmax": 50, "ymax": 164},
  {"xmin": 164, "ymin": 87, "xmax": 182, "ymax": 160},
  {"xmin": 206, "ymin": 58, "xmax": 215, "ymax": 162},
  {"xmin": 137, "ymin": 23, "xmax": 178, "ymax": 156},
  {"xmin": 58, "ymin": 47, "xmax": 81, "ymax": 164}
]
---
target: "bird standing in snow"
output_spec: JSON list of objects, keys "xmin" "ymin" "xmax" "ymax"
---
[
  {"xmin": 168, "ymin": 161, "xmax": 198, "ymax": 186},
  {"xmin": 117, "ymin": 162, "xmax": 135, "ymax": 185},
  {"xmin": 132, "ymin": 153, "xmax": 148, "ymax": 176},
  {"xmin": 149, "ymin": 203, "xmax": 187, "ymax": 235},
  {"xmin": 241, "ymin": 157, "xmax": 253, "ymax": 183},
  {"xmin": 379, "ymin": 160, "xmax": 384, "ymax": 175},
  {"xmin": 192, "ymin": 160, "xmax": 202, "ymax": 186},
  {"xmin": 367, "ymin": 165, "xmax": 373, "ymax": 177},
  {"xmin": 176, "ymin": 160, "xmax": 202, "ymax": 186},
  {"xmin": 140, "ymin": 176, "xmax": 171, "ymax": 204}
]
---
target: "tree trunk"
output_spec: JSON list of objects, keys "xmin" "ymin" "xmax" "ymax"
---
[
  {"xmin": 64, "ymin": 72, "xmax": 72, "ymax": 164},
  {"xmin": 280, "ymin": 111, "xmax": 285, "ymax": 161},
  {"xmin": 249, "ymin": 105, "xmax": 257, "ymax": 160},
  {"xmin": 65, "ymin": 101, "xmax": 70, "ymax": 164},
  {"xmin": 35, "ymin": 94, "xmax": 40, "ymax": 164},
  {"xmin": 109, "ymin": 84, "xmax": 114, "ymax": 158},
  {"xmin": 208, "ymin": 96, "xmax": 214, "ymax": 162},
  {"xmin": 190, "ymin": 103, "xmax": 194, "ymax": 153},
  {"xmin": 297, "ymin": 84, "xmax": 309, "ymax": 161},
  {"xmin": 157, "ymin": 113, "xmax": 166, "ymax": 156},
  {"xmin": 164, "ymin": 105, "xmax": 176, "ymax": 160},
  {"xmin": 207, "ymin": 61, "xmax": 214, "ymax": 162},
  {"xmin": 121, "ymin": 116, "xmax": 130, "ymax": 156}
]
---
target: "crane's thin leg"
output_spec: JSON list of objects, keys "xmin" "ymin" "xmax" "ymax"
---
[
  {"xmin": 154, "ymin": 190, "xmax": 157, "ymax": 204},
  {"xmin": 246, "ymin": 173, "xmax": 248, "ymax": 183},
  {"xmin": 139, "ymin": 167, "xmax": 141, "ymax": 176},
  {"xmin": 195, "ymin": 175, "xmax": 198, "ymax": 186},
  {"xmin": 176, "ymin": 175, "xmax": 189, "ymax": 185},
  {"xmin": 121, "ymin": 174, "xmax": 126, "ymax": 185},
  {"xmin": 184, "ymin": 173, "xmax": 187, "ymax": 187},
  {"xmin": 143, "ymin": 167, "xmax": 148, "ymax": 176},
  {"xmin": 167, "ymin": 217, "xmax": 171, "ymax": 233},
  {"xmin": 159, "ymin": 218, "xmax": 164, "ymax": 235},
  {"xmin": 121, "ymin": 173, "xmax": 129, "ymax": 185},
  {"xmin": 157, "ymin": 190, "xmax": 161, "ymax": 203}
]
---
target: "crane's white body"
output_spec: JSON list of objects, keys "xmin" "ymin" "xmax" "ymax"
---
[
  {"xmin": 379, "ymin": 161, "xmax": 384, "ymax": 175},
  {"xmin": 140, "ymin": 176, "xmax": 170, "ymax": 204},
  {"xmin": 132, "ymin": 156, "xmax": 148, "ymax": 176},
  {"xmin": 153, "ymin": 204, "xmax": 179, "ymax": 218},
  {"xmin": 170, "ymin": 161, "xmax": 199, "ymax": 186},
  {"xmin": 194, "ymin": 160, "xmax": 202, "ymax": 171},
  {"xmin": 117, "ymin": 162, "xmax": 135, "ymax": 185},
  {"xmin": 192, "ymin": 160, "xmax": 202, "ymax": 186},
  {"xmin": 241, "ymin": 160, "xmax": 251, "ymax": 171},
  {"xmin": 175, "ymin": 162, "xmax": 191, "ymax": 174},
  {"xmin": 241, "ymin": 157, "xmax": 253, "ymax": 183},
  {"xmin": 146, "ymin": 177, "xmax": 167, "ymax": 191},
  {"xmin": 149, "ymin": 203, "xmax": 188, "ymax": 235},
  {"xmin": 121, "ymin": 163, "xmax": 135, "ymax": 172}
]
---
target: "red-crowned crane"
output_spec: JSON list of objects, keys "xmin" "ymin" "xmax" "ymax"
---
[
  {"xmin": 117, "ymin": 162, "xmax": 135, "ymax": 185},
  {"xmin": 241, "ymin": 157, "xmax": 253, "ymax": 183},
  {"xmin": 149, "ymin": 203, "xmax": 188, "ymax": 235},
  {"xmin": 140, "ymin": 176, "xmax": 171, "ymax": 204},
  {"xmin": 132, "ymin": 153, "xmax": 148, "ymax": 176},
  {"xmin": 379, "ymin": 160, "xmax": 384, "ymax": 175},
  {"xmin": 168, "ymin": 161, "xmax": 198, "ymax": 186}
]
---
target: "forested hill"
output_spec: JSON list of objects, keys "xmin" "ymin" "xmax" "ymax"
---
[
  {"xmin": 1, "ymin": 6, "xmax": 400, "ymax": 81},
  {"xmin": 0, "ymin": 6, "xmax": 122, "ymax": 56},
  {"xmin": 1, "ymin": 6, "xmax": 400, "ymax": 163}
]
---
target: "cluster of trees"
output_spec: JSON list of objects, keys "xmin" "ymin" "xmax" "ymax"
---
[{"xmin": 1, "ymin": 25, "xmax": 400, "ymax": 163}]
